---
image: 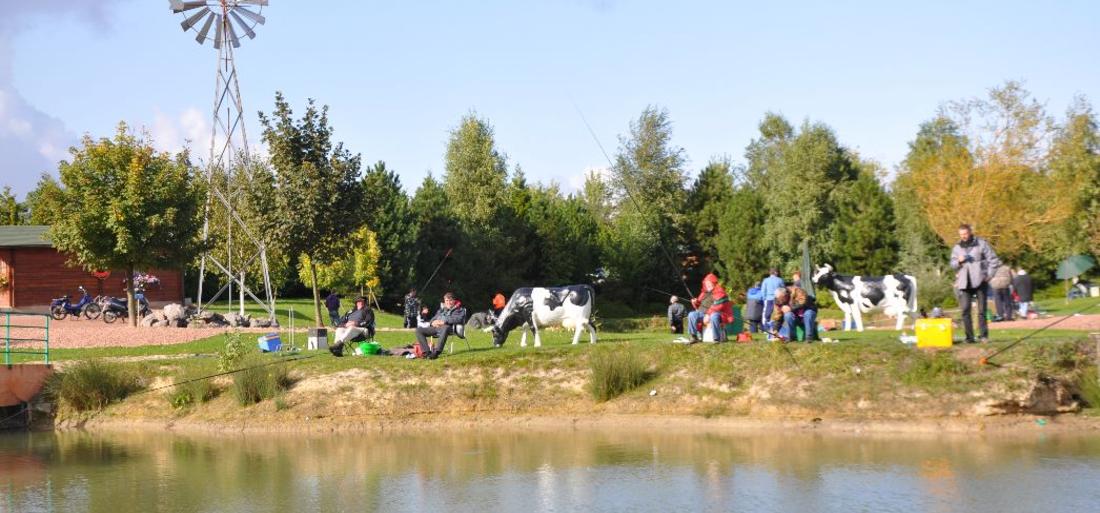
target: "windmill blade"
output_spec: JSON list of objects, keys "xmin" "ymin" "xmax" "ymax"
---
[
  {"xmin": 229, "ymin": 11, "xmax": 256, "ymax": 39},
  {"xmin": 171, "ymin": 0, "xmax": 208, "ymax": 13},
  {"xmin": 195, "ymin": 11, "xmax": 216, "ymax": 43},
  {"xmin": 234, "ymin": 6, "xmax": 265, "ymax": 25},
  {"xmin": 236, "ymin": 0, "xmax": 269, "ymax": 6},
  {"xmin": 213, "ymin": 14, "xmax": 223, "ymax": 49},
  {"xmin": 226, "ymin": 17, "xmax": 241, "ymax": 48},
  {"xmin": 181, "ymin": 7, "xmax": 211, "ymax": 31}
]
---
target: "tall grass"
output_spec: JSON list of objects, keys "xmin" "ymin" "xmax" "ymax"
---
[
  {"xmin": 232, "ymin": 356, "xmax": 294, "ymax": 406},
  {"xmin": 48, "ymin": 360, "xmax": 143, "ymax": 411},
  {"xmin": 1078, "ymin": 368, "xmax": 1100, "ymax": 411},
  {"xmin": 166, "ymin": 378, "xmax": 219, "ymax": 410},
  {"xmin": 589, "ymin": 347, "xmax": 651, "ymax": 402}
]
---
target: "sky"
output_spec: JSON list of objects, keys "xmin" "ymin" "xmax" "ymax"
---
[{"xmin": 1, "ymin": 0, "xmax": 1098, "ymax": 198}]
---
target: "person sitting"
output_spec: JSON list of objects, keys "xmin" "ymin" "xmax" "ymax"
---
[
  {"xmin": 491, "ymin": 291, "xmax": 507, "ymax": 320},
  {"xmin": 772, "ymin": 286, "xmax": 818, "ymax": 342},
  {"xmin": 686, "ymin": 273, "xmax": 734, "ymax": 342},
  {"xmin": 330, "ymin": 296, "xmax": 375, "ymax": 357},
  {"xmin": 668, "ymin": 296, "xmax": 686, "ymax": 334},
  {"xmin": 416, "ymin": 306, "xmax": 432, "ymax": 329},
  {"xmin": 415, "ymin": 292, "xmax": 467, "ymax": 359}
]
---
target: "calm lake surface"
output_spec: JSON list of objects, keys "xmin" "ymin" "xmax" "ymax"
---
[{"xmin": 2, "ymin": 427, "xmax": 1099, "ymax": 512}]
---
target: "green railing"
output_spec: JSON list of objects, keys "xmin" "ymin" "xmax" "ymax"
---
[{"xmin": 2, "ymin": 311, "xmax": 50, "ymax": 365}]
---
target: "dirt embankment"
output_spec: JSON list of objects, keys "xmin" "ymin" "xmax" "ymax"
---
[{"xmin": 49, "ymin": 357, "xmax": 1100, "ymax": 435}]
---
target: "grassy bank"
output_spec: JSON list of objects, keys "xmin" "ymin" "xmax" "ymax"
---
[{"xmin": 39, "ymin": 318, "xmax": 1100, "ymax": 431}]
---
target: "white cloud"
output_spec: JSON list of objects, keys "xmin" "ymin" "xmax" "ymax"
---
[{"xmin": 149, "ymin": 106, "xmax": 210, "ymax": 155}]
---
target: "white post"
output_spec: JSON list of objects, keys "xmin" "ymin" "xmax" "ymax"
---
[{"xmin": 239, "ymin": 271, "xmax": 246, "ymax": 316}]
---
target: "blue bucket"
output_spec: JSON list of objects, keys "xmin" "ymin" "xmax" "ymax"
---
[{"xmin": 257, "ymin": 333, "xmax": 281, "ymax": 352}]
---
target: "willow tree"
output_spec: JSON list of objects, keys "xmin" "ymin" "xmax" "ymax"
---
[
  {"xmin": 259, "ymin": 93, "xmax": 362, "ymax": 326},
  {"xmin": 49, "ymin": 124, "xmax": 205, "ymax": 326}
]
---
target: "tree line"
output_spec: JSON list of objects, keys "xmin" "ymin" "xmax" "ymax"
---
[{"xmin": 3, "ymin": 81, "xmax": 1098, "ymax": 318}]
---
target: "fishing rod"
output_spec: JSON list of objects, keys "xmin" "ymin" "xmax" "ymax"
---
[
  {"xmin": 645, "ymin": 286, "xmax": 690, "ymax": 302},
  {"xmin": 418, "ymin": 247, "xmax": 454, "ymax": 294},
  {"xmin": 572, "ymin": 101, "xmax": 695, "ymax": 299},
  {"xmin": 980, "ymin": 300, "xmax": 1100, "ymax": 366},
  {"xmin": 137, "ymin": 353, "xmax": 319, "ymax": 395}
]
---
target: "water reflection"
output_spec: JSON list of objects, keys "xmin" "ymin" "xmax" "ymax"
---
[{"xmin": 1, "ymin": 428, "xmax": 1099, "ymax": 512}]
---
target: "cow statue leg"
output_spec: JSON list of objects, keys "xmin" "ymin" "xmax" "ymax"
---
[
  {"xmin": 571, "ymin": 322, "xmax": 583, "ymax": 345},
  {"xmin": 520, "ymin": 328, "xmax": 529, "ymax": 348},
  {"xmin": 894, "ymin": 309, "xmax": 906, "ymax": 331},
  {"xmin": 587, "ymin": 320, "xmax": 597, "ymax": 344},
  {"xmin": 532, "ymin": 321, "xmax": 542, "ymax": 348},
  {"xmin": 852, "ymin": 307, "xmax": 865, "ymax": 332}
]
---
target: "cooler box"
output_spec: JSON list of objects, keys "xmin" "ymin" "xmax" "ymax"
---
[
  {"xmin": 915, "ymin": 318, "xmax": 952, "ymax": 348},
  {"xmin": 257, "ymin": 333, "xmax": 282, "ymax": 352}
]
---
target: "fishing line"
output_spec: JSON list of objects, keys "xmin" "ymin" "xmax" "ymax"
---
[
  {"xmin": 418, "ymin": 247, "xmax": 454, "ymax": 295},
  {"xmin": 572, "ymin": 100, "xmax": 695, "ymax": 299},
  {"xmin": 137, "ymin": 353, "xmax": 319, "ymax": 395},
  {"xmin": 981, "ymin": 300, "xmax": 1100, "ymax": 365}
]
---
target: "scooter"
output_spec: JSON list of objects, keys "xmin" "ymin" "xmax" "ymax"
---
[
  {"xmin": 49, "ymin": 286, "xmax": 100, "ymax": 320},
  {"xmin": 101, "ymin": 290, "xmax": 151, "ymax": 323}
]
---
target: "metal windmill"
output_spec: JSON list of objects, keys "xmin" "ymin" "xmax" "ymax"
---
[{"xmin": 170, "ymin": 0, "xmax": 274, "ymax": 319}]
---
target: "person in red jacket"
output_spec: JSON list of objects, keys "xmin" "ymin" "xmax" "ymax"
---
[{"xmin": 686, "ymin": 273, "xmax": 734, "ymax": 342}]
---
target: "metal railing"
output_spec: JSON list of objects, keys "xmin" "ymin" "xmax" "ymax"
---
[{"xmin": 2, "ymin": 311, "xmax": 50, "ymax": 365}]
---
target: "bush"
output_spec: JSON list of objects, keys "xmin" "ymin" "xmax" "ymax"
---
[
  {"xmin": 232, "ymin": 357, "xmax": 293, "ymax": 406},
  {"xmin": 900, "ymin": 351, "xmax": 969, "ymax": 386},
  {"xmin": 218, "ymin": 331, "xmax": 249, "ymax": 372},
  {"xmin": 166, "ymin": 378, "xmax": 219, "ymax": 410},
  {"xmin": 48, "ymin": 360, "xmax": 143, "ymax": 411},
  {"xmin": 589, "ymin": 347, "xmax": 651, "ymax": 402},
  {"xmin": 1078, "ymin": 368, "xmax": 1100, "ymax": 410}
]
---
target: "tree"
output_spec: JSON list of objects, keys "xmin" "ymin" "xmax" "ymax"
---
[
  {"xmin": 715, "ymin": 187, "xmax": 766, "ymax": 294},
  {"xmin": 1047, "ymin": 98, "xmax": 1100, "ymax": 257},
  {"xmin": 443, "ymin": 113, "xmax": 509, "ymax": 228},
  {"xmin": 24, "ymin": 173, "xmax": 65, "ymax": 225},
  {"xmin": 295, "ymin": 226, "xmax": 381, "ymax": 298},
  {"xmin": 259, "ymin": 93, "xmax": 363, "ymax": 326},
  {"xmin": 909, "ymin": 82, "xmax": 1072, "ymax": 263},
  {"xmin": 0, "ymin": 186, "xmax": 26, "ymax": 225},
  {"xmin": 410, "ymin": 175, "xmax": 464, "ymax": 300},
  {"xmin": 826, "ymin": 163, "xmax": 898, "ymax": 275},
  {"xmin": 685, "ymin": 157, "xmax": 734, "ymax": 282},
  {"xmin": 360, "ymin": 161, "xmax": 417, "ymax": 306},
  {"xmin": 49, "ymin": 123, "xmax": 205, "ymax": 326},
  {"xmin": 605, "ymin": 106, "xmax": 690, "ymax": 300}
]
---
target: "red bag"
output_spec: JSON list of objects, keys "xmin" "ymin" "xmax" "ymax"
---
[
  {"xmin": 413, "ymin": 344, "xmax": 426, "ymax": 358},
  {"xmin": 736, "ymin": 332, "xmax": 753, "ymax": 343}
]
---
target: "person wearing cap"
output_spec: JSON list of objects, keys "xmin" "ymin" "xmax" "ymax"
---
[
  {"xmin": 771, "ymin": 285, "xmax": 817, "ymax": 342},
  {"xmin": 415, "ymin": 292, "xmax": 467, "ymax": 359},
  {"xmin": 330, "ymin": 296, "xmax": 375, "ymax": 357},
  {"xmin": 667, "ymin": 295, "xmax": 686, "ymax": 334}
]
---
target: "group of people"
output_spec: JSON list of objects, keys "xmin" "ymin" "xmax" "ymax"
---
[
  {"xmin": 669, "ymin": 270, "xmax": 819, "ymax": 343},
  {"xmin": 325, "ymin": 288, "xmax": 468, "ymax": 359}
]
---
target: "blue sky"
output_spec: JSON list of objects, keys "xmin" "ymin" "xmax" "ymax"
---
[{"xmin": 2, "ymin": 0, "xmax": 1098, "ymax": 198}]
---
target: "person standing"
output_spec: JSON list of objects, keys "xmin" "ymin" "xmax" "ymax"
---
[
  {"xmin": 324, "ymin": 291, "xmax": 341, "ymax": 327},
  {"xmin": 760, "ymin": 269, "xmax": 785, "ymax": 337},
  {"xmin": 403, "ymin": 289, "xmax": 420, "ymax": 329},
  {"xmin": 950, "ymin": 224, "xmax": 1001, "ymax": 343},
  {"xmin": 990, "ymin": 264, "xmax": 1014, "ymax": 321},
  {"xmin": 668, "ymin": 296, "xmax": 686, "ymax": 334},
  {"xmin": 1013, "ymin": 268, "xmax": 1034, "ymax": 319}
]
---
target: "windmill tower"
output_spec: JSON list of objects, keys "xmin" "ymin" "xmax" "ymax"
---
[{"xmin": 170, "ymin": 0, "xmax": 274, "ymax": 319}]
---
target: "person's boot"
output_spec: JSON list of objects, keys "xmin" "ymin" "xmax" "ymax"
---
[{"xmin": 329, "ymin": 342, "xmax": 344, "ymax": 357}]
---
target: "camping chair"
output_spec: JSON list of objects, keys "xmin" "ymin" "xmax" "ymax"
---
[{"xmin": 429, "ymin": 323, "xmax": 470, "ymax": 354}]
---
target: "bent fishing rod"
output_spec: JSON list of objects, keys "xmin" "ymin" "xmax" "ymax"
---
[
  {"xmin": 981, "ymin": 300, "xmax": 1100, "ymax": 366},
  {"xmin": 418, "ymin": 247, "xmax": 454, "ymax": 295},
  {"xmin": 572, "ymin": 101, "xmax": 695, "ymax": 299}
]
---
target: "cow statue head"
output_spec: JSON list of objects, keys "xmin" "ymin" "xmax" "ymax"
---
[
  {"xmin": 812, "ymin": 264, "xmax": 836, "ymax": 287},
  {"xmin": 490, "ymin": 290, "xmax": 532, "ymax": 347}
]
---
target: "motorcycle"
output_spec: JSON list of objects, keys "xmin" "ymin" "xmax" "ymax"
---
[
  {"xmin": 50, "ymin": 286, "xmax": 100, "ymax": 320},
  {"xmin": 101, "ymin": 290, "xmax": 151, "ymax": 323}
]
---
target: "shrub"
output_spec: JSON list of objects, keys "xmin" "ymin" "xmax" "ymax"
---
[
  {"xmin": 166, "ymin": 378, "xmax": 219, "ymax": 410},
  {"xmin": 232, "ymin": 357, "xmax": 293, "ymax": 406},
  {"xmin": 1078, "ymin": 368, "xmax": 1100, "ymax": 410},
  {"xmin": 589, "ymin": 347, "xmax": 650, "ymax": 402},
  {"xmin": 900, "ymin": 351, "xmax": 969, "ymax": 386},
  {"xmin": 218, "ymin": 330, "xmax": 249, "ymax": 372},
  {"xmin": 48, "ymin": 360, "xmax": 143, "ymax": 411}
]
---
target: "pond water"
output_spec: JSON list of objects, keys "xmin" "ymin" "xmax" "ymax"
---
[{"xmin": 2, "ymin": 427, "xmax": 1099, "ymax": 512}]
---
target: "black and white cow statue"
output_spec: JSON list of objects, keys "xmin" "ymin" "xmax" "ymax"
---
[
  {"xmin": 811, "ymin": 264, "xmax": 918, "ymax": 331},
  {"xmin": 491, "ymin": 285, "xmax": 597, "ymax": 347}
]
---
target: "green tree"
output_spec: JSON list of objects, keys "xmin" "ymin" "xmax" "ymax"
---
[
  {"xmin": 0, "ymin": 186, "xmax": 26, "ymax": 225},
  {"xmin": 49, "ymin": 124, "xmax": 205, "ymax": 325},
  {"xmin": 685, "ymin": 157, "xmax": 734, "ymax": 282},
  {"xmin": 443, "ymin": 113, "xmax": 509, "ymax": 227},
  {"xmin": 410, "ymin": 175, "xmax": 464, "ymax": 300},
  {"xmin": 715, "ymin": 187, "xmax": 766, "ymax": 294},
  {"xmin": 24, "ymin": 173, "xmax": 65, "ymax": 225},
  {"xmin": 826, "ymin": 163, "xmax": 897, "ymax": 275},
  {"xmin": 1048, "ymin": 98, "xmax": 1100, "ymax": 258},
  {"xmin": 360, "ymin": 161, "xmax": 417, "ymax": 306},
  {"xmin": 259, "ymin": 93, "xmax": 363, "ymax": 326}
]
